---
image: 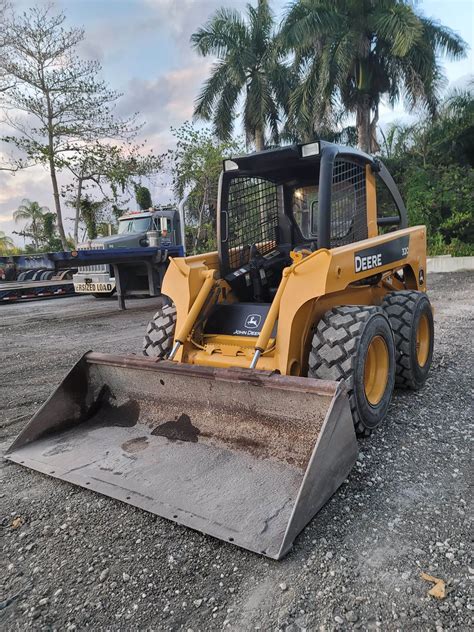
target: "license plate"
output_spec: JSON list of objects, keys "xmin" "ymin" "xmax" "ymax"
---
[{"xmin": 74, "ymin": 283, "xmax": 114, "ymax": 293}]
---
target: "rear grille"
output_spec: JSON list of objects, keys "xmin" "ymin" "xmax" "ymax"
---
[{"xmin": 77, "ymin": 243, "xmax": 108, "ymax": 274}]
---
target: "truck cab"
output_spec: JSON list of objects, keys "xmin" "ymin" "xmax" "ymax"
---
[{"xmin": 73, "ymin": 206, "xmax": 184, "ymax": 296}]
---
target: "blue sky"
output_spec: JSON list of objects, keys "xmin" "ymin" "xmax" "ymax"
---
[{"xmin": 1, "ymin": 0, "xmax": 472, "ymax": 242}]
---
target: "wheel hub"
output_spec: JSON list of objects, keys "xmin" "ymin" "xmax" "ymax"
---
[
  {"xmin": 416, "ymin": 313, "xmax": 430, "ymax": 367},
  {"xmin": 364, "ymin": 335, "xmax": 389, "ymax": 406}
]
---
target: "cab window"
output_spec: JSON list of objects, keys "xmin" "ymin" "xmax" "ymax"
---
[
  {"xmin": 292, "ymin": 186, "xmax": 318, "ymax": 238},
  {"xmin": 152, "ymin": 217, "xmax": 172, "ymax": 232},
  {"xmin": 118, "ymin": 217, "xmax": 151, "ymax": 234}
]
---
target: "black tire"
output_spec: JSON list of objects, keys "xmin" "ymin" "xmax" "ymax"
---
[
  {"xmin": 381, "ymin": 290, "xmax": 434, "ymax": 390},
  {"xmin": 92, "ymin": 289, "xmax": 116, "ymax": 299},
  {"xmin": 309, "ymin": 306, "xmax": 396, "ymax": 436},
  {"xmin": 143, "ymin": 303, "xmax": 177, "ymax": 358},
  {"xmin": 32, "ymin": 269, "xmax": 46, "ymax": 280}
]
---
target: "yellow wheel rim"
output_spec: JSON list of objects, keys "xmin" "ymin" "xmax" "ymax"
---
[
  {"xmin": 364, "ymin": 335, "xmax": 389, "ymax": 406},
  {"xmin": 416, "ymin": 313, "xmax": 430, "ymax": 367}
]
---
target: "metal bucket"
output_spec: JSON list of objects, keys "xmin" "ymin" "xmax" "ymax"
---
[{"xmin": 6, "ymin": 353, "xmax": 358, "ymax": 559}]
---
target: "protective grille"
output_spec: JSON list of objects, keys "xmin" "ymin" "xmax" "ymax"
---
[
  {"xmin": 77, "ymin": 243, "xmax": 108, "ymax": 274},
  {"xmin": 226, "ymin": 177, "xmax": 279, "ymax": 270},
  {"xmin": 331, "ymin": 161, "xmax": 367, "ymax": 246}
]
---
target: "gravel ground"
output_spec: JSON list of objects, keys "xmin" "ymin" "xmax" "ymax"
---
[{"xmin": 1, "ymin": 273, "xmax": 473, "ymax": 631}]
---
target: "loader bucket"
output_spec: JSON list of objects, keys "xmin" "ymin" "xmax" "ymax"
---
[{"xmin": 6, "ymin": 352, "xmax": 358, "ymax": 559}]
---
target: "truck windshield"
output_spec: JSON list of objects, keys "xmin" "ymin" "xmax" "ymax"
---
[{"xmin": 118, "ymin": 217, "xmax": 151, "ymax": 234}]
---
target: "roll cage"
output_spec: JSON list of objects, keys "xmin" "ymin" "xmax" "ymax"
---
[{"xmin": 218, "ymin": 141, "xmax": 407, "ymax": 276}]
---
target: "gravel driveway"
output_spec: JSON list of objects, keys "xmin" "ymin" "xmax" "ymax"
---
[{"xmin": 1, "ymin": 272, "xmax": 472, "ymax": 631}]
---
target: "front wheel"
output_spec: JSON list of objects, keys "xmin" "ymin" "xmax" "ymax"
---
[
  {"xmin": 309, "ymin": 306, "xmax": 396, "ymax": 436},
  {"xmin": 143, "ymin": 302, "xmax": 177, "ymax": 358}
]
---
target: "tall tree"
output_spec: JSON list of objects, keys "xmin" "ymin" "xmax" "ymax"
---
[
  {"xmin": 0, "ymin": 230, "xmax": 14, "ymax": 252},
  {"xmin": 169, "ymin": 122, "xmax": 242, "ymax": 253},
  {"xmin": 0, "ymin": 1, "xmax": 12, "ymax": 93},
  {"xmin": 135, "ymin": 185, "xmax": 153, "ymax": 210},
  {"xmin": 65, "ymin": 142, "xmax": 161, "ymax": 244},
  {"xmin": 281, "ymin": 0, "xmax": 467, "ymax": 152},
  {"xmin": 0, "ymin": 5, "xmax": 137, "ymax": 249},
  {"xmin": 13, "ymin": 199, "xmax": 49, "ymax": 251},
  {"xmin": 191, "ymin": 0, "xmax": 290, "ymax": 151}
]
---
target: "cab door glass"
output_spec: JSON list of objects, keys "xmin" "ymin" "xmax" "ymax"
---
[{"xmin": 293, "ymin": 186, "xmax": 319, "ymax": 239}]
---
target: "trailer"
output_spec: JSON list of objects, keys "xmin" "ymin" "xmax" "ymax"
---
[
  {"xmin": 52, "ymin": 245, "xmax": 185, "ymax": 309},
  {"xmin": 0, "ymin": 242, "xmax": 184, "ymax": 309},
  {"xmin": 0, "ymin": 278, "xmax": 75, "ymax": 303}
]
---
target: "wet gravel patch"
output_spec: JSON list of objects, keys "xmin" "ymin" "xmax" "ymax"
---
[{"xmin": 1, "ymin": 275, "xmax": 473, "ymax": 630}]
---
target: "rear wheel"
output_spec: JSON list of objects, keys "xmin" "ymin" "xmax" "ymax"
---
[
  {"xmin": 309, "ymin": 306, "xmax": 396, "ymax": 436},
  {"xmin": 143, "ymin": 302, "xmax": 177, "ymax": 358},
  {"xmin": 381, "ymin": 290, "xmax": 434, "ymax": 390}
]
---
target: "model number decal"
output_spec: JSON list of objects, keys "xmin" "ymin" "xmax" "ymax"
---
[{"xmin": 354, "ymin": 236, "xmax": 410, "ymax": 274}]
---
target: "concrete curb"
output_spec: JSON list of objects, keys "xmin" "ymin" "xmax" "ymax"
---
[{"xmin": 427, "ymin": 255, "xmax": 474, "ymax": 274}]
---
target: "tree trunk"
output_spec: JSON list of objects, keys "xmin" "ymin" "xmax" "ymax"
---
[
  {"xmin": 32, "ymin": 218, "xmax": 39, "ymax": 251},
  {"xmin": 74, "ymin": 176, "xmax": 83, "ymax": 245},
  {"xmin": 356, "ymin": 95, "xmax": 371, "ymax": 154},
  {"xmin": 45, "ymin": 86, "xmax": 68, "ymax": 251},
  {"xmin": 48, "ymin": 150, "xmax": 68, "ymax": 251},
  {"xmin": 369, "ymin": 104, "xmax": 380, "ymax": 154},
  {"xmin": 254, "ymin": 128, "xmax": 264, "ymax": 152}
]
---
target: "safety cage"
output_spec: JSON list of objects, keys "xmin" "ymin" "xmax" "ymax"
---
[{"xmin": 218, "ymin": 141, "xmax": 407, "ymax": 276}]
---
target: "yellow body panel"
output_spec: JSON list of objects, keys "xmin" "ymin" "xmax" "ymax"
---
[{"xmin": 161, "ymin": 225, "xmax": 426, "ymax": 376}]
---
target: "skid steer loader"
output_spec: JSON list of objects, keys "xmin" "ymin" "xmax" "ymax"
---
[{"xmin": 7, "ymin": 141, "xmax": 434, "ymax": 559}]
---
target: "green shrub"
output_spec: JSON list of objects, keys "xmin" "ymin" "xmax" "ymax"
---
[{"xmin": 405, "ymin": 164, "xmax": 474, "ymax": 255}]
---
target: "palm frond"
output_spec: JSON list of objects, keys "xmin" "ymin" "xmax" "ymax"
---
[
  {"xmin": 421, "ymin": 17, "xmax": 467, "ymax": 60},
  {"xmin": 193, "ymin": 61, "xmax": 231, "ymax": 120},
  {"xmin": 191, "ymin": 8, "xmax": 248, "ymax": 58},
  {"xmin": 371, "ymin": 4, "xmax": 423, "ymax": 57}
]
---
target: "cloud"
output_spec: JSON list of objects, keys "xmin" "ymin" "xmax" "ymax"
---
[
  {"xmin": 143, "ymin": 0, "xmax": 247, "ymax": 41},
  {"xmin": 117, "ymin": 58, "xmax": 213, "ymax": 140}
]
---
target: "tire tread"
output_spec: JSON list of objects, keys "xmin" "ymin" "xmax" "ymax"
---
[
  {"xmin": 143, "ymin": 303, "xmax": 177, "ymax": 357},
  {"xmin": 309, "ymin": 305, "xmax": 381, "ymax": 436},
  {"xmin": 381, "ymin": 290, "xmax": 431, "ymax": 389}
]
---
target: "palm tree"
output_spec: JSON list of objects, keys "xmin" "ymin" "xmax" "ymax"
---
[
  {"xmin": 281, "ymin": 0, "xmax": 467, "ymax": 152},
  {"xmin": 191, "ymin": 0, "xmax": 290, "ymax": 151},
  {"xmin": 0, "ymin": 230, "xmax": 14, "ymax": 252},
  {"xmin": 13, "ymin": 199, "xmax": 49, "ymax": 250}
]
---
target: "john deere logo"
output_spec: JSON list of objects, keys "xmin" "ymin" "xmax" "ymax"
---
[{"xmin": 245, "ymin": 314, "xmax": 261, "ymax": 329}]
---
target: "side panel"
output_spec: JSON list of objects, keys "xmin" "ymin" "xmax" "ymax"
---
[
  {"xmin": 275, "ymin": 226, "xmax": 426, "ymax": 374},
  {"xmin": 366, "ymin": 164, "xmax": 378, "ymax": 238}
]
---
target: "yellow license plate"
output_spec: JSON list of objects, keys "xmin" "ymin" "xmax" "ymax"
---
[{"xmin": 74, "ymin": 283, "xmax": 114, "ymax": 293}]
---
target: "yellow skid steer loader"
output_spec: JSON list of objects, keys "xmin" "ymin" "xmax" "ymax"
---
[{"xmin": 7, "ymin": 141, "xmax": 434, "ymax": 559}]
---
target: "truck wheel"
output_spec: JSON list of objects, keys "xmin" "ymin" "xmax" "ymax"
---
[
  {"xmin": 309, "ymin": 306, "xmax": 396, "ymax": 436},
  {"xmin": 92, "ymin": 290, "xmax": 115, "ymax": 298},
  {"xmin": 143, "ymin": 303, "xmax": 177, "ymax": 358},
  {"xmin": 381, "ymin": 291, "xmax": 434, "ymax": 390}
]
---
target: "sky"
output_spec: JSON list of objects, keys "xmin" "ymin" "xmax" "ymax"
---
[{"xmin": 0, "ymin": 0, "xmax": 473, "ymax": 244}]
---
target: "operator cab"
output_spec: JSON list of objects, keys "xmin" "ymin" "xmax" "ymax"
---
[
  {"xmin": 118, "ymin": 206, "xmax": 183, "ymax": 248},
  {"xmin": 218, "ymin": 141, "xmax": 407, "ymax": 303}
]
